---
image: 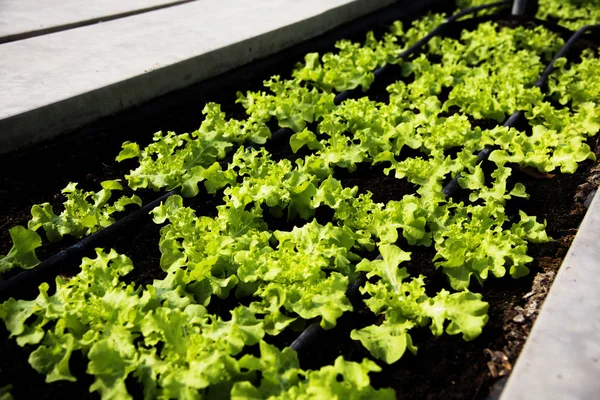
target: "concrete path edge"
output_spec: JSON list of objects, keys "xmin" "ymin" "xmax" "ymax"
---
[{"xmin": 500, "ymin": 191, "xmax": 600, "ymax": 400}]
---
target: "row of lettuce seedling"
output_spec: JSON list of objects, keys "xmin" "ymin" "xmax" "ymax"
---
[{"xmin": 1, "ymin": 3, "xmax": 600, "ymax": 398}]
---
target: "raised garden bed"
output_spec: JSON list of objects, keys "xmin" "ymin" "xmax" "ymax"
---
[{"xmin": 1, "ymin": 1, "xmax": 600, "ymax": 399}]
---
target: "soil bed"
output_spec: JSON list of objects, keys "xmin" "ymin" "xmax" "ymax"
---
[
  {"xmin": 1, "ymin": 144, "xmax": 596, "ymax": 399},
  {"xmin": 1, "ymin": 8, "xmax": 598, "ymax": 400}
]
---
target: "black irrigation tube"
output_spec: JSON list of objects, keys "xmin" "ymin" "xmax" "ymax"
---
[
  {"xmin": 0, "ymin": 190, "xmax": 175, "ymax": 301},
  {"xmin": 291, "ymin": 272, "xmax": 368, "ymax": 351},
  {"xmin": 290, "ymin": 20, "xmax": 600, "ymax": 353},
  {"xmin": 0, "ymin": 0, "xmax": 511, "ymax": 301}
]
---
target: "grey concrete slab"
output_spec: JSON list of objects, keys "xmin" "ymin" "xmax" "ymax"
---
[
  {"xmin": 0, "ymin": 0, "xmax": 196, "ymax": 43},
  {"xmin": 500, "ymin": 192, "xmax": 600, "ymax": 400},
  {"xmin": 0, "ymin": 0, "xmax": 398, "ymax": 154}
]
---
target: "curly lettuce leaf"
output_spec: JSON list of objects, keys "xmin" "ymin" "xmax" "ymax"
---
[{"xmin": 0, "ymin": 226, "xmax": 42, "ymax": 277}]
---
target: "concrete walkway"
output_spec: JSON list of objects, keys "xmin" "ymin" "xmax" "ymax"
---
[
  {"xmin": 0, "ymin": 0, "xmax": 197, "ymax": 44},
  {"xmin": 0, "ymin": 0, "xmax": 396, "ymax": 153}
]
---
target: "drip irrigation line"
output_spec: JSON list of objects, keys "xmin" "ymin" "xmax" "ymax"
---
[
  {"xmin": 0, "ymin": 190, "xmax": 175, "ymax": 301},
  {"xmin": 535, "ymin": 24, "xmax": 600, "ymax": 88},
  {"xmin": 289, "ymin": 321, "xmax": 322, "ymax": 352},
  {"xmin": 271, "ymin": 127, "xmax": 294, "ymax": 142},
  {"xmin": 405, "ymin": 0, "xmax": 511, "ymax": 55},
  {"xmin": 442, "ymin": 23, "xmax": 600, "ymax": 199},
  {"xmin": 290, "ymin": 269, "xmax": 369, "ymax": 352},
  {"xmin": 511, "ymin": 0, "xmax": 528, "ymax": 16},
  {"xmin": 511, "ymin": 0, "xmax": 540, "ymax": 17}
]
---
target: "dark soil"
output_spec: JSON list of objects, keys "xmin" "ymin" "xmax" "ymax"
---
[{"xmin": 1, "ymin": 9, "xmax": 598, "ymax": 400}]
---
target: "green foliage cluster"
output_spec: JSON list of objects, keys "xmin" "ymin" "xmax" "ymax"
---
[
  {"xmin": 0, "ymin": 249, "xmax": 390, "ymax": 399},
  {"xmin": 457, "ymin": 0, "xmax": 600, "ymax": 30},
  {"xmin": 537, "ymin": 0, "xmax": 600, "ymax": 30},
  {"xmin": 0, "ymin": 385, "xmax": 12, "ymax": 400},
  {"xmin": 351, "ymin": 244, "xmax": 489, "ymax": 363},
  {"xmin": 2, "ymin": 2, "xmax": 600, "ymax": 398},
  {"xmin": 118, "ymin": 103, "xmax": 271, "ymax": 196},
  {"xmin": 0, "ymin": 180, "xmax": 141, "ymax": 278}
]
